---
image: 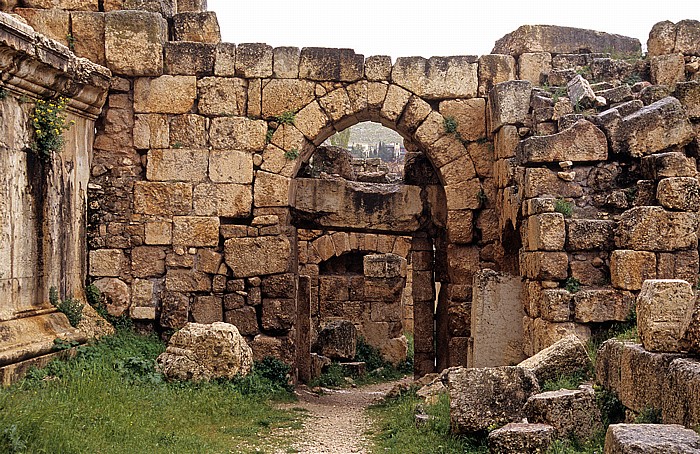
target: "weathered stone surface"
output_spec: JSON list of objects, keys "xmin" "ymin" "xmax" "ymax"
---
[
  {"xmin": 105, "ymin": 10, "xmax": 166, "ymax": 76},
  {"xmin": 177, "ymin": 0, "xmax": 206, "ymax": 12},
  {"xmin": 299, "ymin": 47, "xmax": 364, "ymax": 82},
  {"xmin": 261, "ymin": 79, "xmax": 315, "ymax": 119},
  {"xmin": 574, "ymin": 289, "xmax": 634, "ymax": 323},
  {"xmin": 13, "ymin": 8, "xmax": 68, "ymax": 46},
  {"xmin": 615, "ymin": 207, "xmax": 698, "ymax": 252},
  {"xmin": 134, "ymin": 114, "xmax": 169, "ymax": 149},
  {"xmin": 604, "ymin": 424, "xmax": 700, "ymax": 454},
  {"xmin": 493, "ymin": 25, "xmax": 641, "ymax": 56},
  {"xmin": 566, "ymin": 74, "xmax": 597, "ymax": 108},
  {"xmin": 488, "ymin": 80, "xmax": 532, "ymax": 132},
  {"xmin": 309, "ymin": 146, "xmax": 355, "ymax": 179},
  {"xmin": 71, "ymin": 11, "xmax": 106, "ymax": 65},
  {"xmin": 292, "ymin": 178, "xmax": 422, "ymax": 233},
  {"xmin": 519, "ymin": 52, "xmax": 552, "ymax": 85},
  {"xmin": 131, "ymin": 246, "xmax": 165, "ymax": 277},
  {"xmin": 528, "ymin": 318, "xmax": 591, "ymax": 355},
  {"xmin": 172, "ymin": 11, "xmax": 220, "ymax": 43},
  {"xmin": 650, "ymin": 53, "xmax": 686, "ymax": 88},
  {"xmin": 519, "ymin": 120, "xmax": 607, "ymax": 164},
  {"xmin": 213, "ymin": 42, "xmax": 236, "ymax": 76},
  {"xmin": 134, "ymin": 76, "xmax": 196, "ymax": 113},
  {"xmin": 487, "ymin": 423, "xmax": 555, "ymax": 454},
  {"xmin": 520, "ymin": 252, "xmax": 568, "ymax": 281},
  {"xmin": 664, "ymin": 358, "xmax": 700, "ymax": 427},
  {"xmin": 156, "ymin": 322, "xmax": 252, "ymax": 381},
  {"xmin": 566, "ymin": 219, "xmax": 615, "ymax": 251},
  {"xmin": 538, "ymin": 289, "xmax": 572, "ymax": 322},
  {"xmin": 273, "ymin": 46, "xmax": 300, "ymax": 78},
  {"xmin": 657, "ymin": 177, "xmax": 700, "ymax": 211},
  {"xmin": 134, "ymin": 182, "xmax": 192, "ymax": 215},
  {"xmin": 93, "ymin": 277, "xmax": 131, "ymax": 317},
  {"xmin": 208, "ymin": 149, "xmax": 253, "ymax": 184},
  {"xmin": 197, "ymin": 77, "xmax": 247, "ymax": 117},
  {"xmin": 641, "ymin": 152, "xmax": 697, "ymax": 180},
  {"xmin": 525, "ymin": 385, "xmax": 602, "ymax": 440},
  {"xmin": 611, "ymin": 97, "xmax": 694, "ymax": 158},
  {"xmin": 224, "ymin": 307, "xmax": 259, "ymax": 336},
  {"xmin": 657, "ymin": 250, "xmax": 699, "ymax": 283},
  {"xmin": 675, "ymin": 81, "xmax": 700, "ymax": 119},
  {"xmin": 610, "ymin": 250, "xmax": 657, "ymax": 291},
  {"xmin": 648, "ymin": 20, "xmax": 700, "ymax": 57},
  {"xmin": 392, "ymin": 56, "xmax": 478, "ymax": 99},
  {"xmin": 193, "ymin": 184, "xmax": 252, "ymax": 218},
  {"xmin": 448, "ymin": 366, "xmax": 540, "ymax": 434},
  {"xmin": 261, "ymin": 298, "xmax": 294, "ymax": 331},
  {"xmin": 209, "ymin": 117, "xmax": 267, "ymax": 151},
  {"xmin": 315, "ymin": 320, "xmax": 356, "ymax": 360},
  {"xmin": 519, "ymin": 334, "xmax": 591, "ymax": 384},
  {"xmin": 224, "ymin": 236, "xmax": 291, "ymax": 278},
  {"xmin": 364, "ymin": 254, "xmax": 407, "ymax": 279},
  {"xmin": 638, "ymin": 279, "xmax": 695, "ymax": 353},
  {"xmin": 523, "ymin": 213, "xmax": 565, "ymax": 251},
  {"xmin": 146, "ymin": 148, "xmax": 208, "ymax": 182},
  {"xmin": 191, "ymin": 296, "xmax": 222, "ymax": 324},
  {"xmin": 681, "ymin": 305, "xmax": 700, "ymax": 354},
  {"xmin": 478, "ymin": 54, "xmax": 516, "ymax": 97},
  {"xmin": 89, "ymin": 249, "xmax": 128, "ymax": 277},
  {"xmin": 172, "ymin": 216, "xmax": 219, "ymax": 247},
  {"xmin": 164, "ymin": 42, "xmax": 215, "ymax": 76},
  {"xmin": 233, "ymin": 43, "xmax": 272, "ymax": 78},
  {"xmin": 438, "ymin": 98, "xmax": 486, "ymax": 142},
  {"xmin": 365, "ymin": 55, "xmax": 391, "ymax": 81}
]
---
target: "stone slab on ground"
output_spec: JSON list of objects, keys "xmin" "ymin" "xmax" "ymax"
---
[
  {"xmin": 487, "ymin": 423, "xmax": 555, "ymax": 454},
  {"xmin": 604, "ymin": 424, "xmax": 700, "ymax": 453},
  {"xmin": 518, "ymin": 334, "xmax": 591, "ymax": 384}
]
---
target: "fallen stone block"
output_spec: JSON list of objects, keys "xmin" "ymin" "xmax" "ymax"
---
[
  {"xmin": 448, "ymin": 366, "xmax": 540, "ymax": 434},
  {"xmin": 567, "ymin": 74, "xmax": 596, "ymax": 108},
  {"xmin": 156, "ymin": 322, "xmax": 253, "ymax": 381},
  {"xmin": 604, "ymin": 424, "xmax": 700, "ymax": 453},
  {"xmin": 315, "ymin": 320, "xmax": 357, "ymax": 360},
  {"xmin": 487, "ymin": 423, "xmax": 555, "ymax": 454},
  {"xmin": 519, "ymin": 119, "xmax": 607, "ymax": 164},
  {"xmin": 675, "ymin": 81, "xmax": 700, "ymax": 119},
  {"xmin": 637, "ymin": 279, "xmax": 695, "ymax": 353},
  {"xmin": 518, "ymin": 334, "xmax": 590, "ymax": 384},
  {"xmin": 648, "ymin": 20, "xmax": 700, "ymax": 57},
  {"xmin": 524, "ymin": 384, "xmax": 603, "ymax": 440}
]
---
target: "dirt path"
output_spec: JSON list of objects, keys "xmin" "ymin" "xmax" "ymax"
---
[{"xmin": 279, "ymin": 379, "xmax": 409, "ymax": 454}]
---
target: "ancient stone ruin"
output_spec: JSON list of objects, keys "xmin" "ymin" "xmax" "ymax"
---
[{"xmin": 1, "ymin": 1, "xmax": 700, "ymax": 449}]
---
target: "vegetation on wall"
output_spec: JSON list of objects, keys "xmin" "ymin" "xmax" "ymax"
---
[
  {"xmin": 30, "ymin": 97, "xmax": 74, "ymax": 160},
  {"xmin": 49, "ymin": 287, "xmax": 83, "ymax": 328}
]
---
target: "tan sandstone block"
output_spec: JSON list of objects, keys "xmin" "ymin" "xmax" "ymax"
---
[
  {"xmin": 294, "ymin": 101, "xmax": 332, "ymax": 143},
  {"xmin": 164, "ymin": 42, "xmax": 215, "ymax": 76},
  {"xmin": 146, "ymin": 149, "xmax": 208, "ymax": 182},
  {"xmin": 524, "ymin": 213, "xmax": 565, "ymax": 251},
  {"xmin": 209, "ymin": 149, "xmax": 253, "ymax": 184},
  {"xmin": 254, "ymin": 171, "xmax": 290, "ymax": 207},
  {"xmin": 134, "ymin": 75, "xmax": 196, "ymax": 113},
  {"xmin": 397, "ymin": 96, "xmax": 432, "ymax": 134},
  {"xmin": 439, "ymin": 98, "xmax": 486, "ymax": 142},
  {"xmin": 380, "ymin": 84, "xmax": 411, "ymax": 124},
  {"xmin": 616, "ymin": 206, "xmax": 698, "ymax": 251},
  {"xmin": 235, "ymin": 43, "xmax": 273, "ymax": 78},
  {"xmin": 273, "ymin": 46, "xmax": 300, "ymax": 78},
  {"xmin": 224, "ymin": 236, "xmax": 292, "ymax": 278},
  {"xmin": 392, "ymin": 56, "xmax": 478, "ymax": 99},
  {"xmin": 105, "ymin": 10, "xmax": 166, "ymax": 76},
  {"xmin": 478, "ymin": 54, "xmax": 517, "ymax": 97},
  {"xmin": 519, "ymin": 52, "xmax": 552, "ymax": 85},
  {"xmin": 70, "ymin": 11, "xmax": 105, "ymax": 65},
  {"xmin": 365, "ymin": 55, "xmax": 392, "ymax": 81},
  {"xmin": 610, "ymin": 250, "xmax": 657, "ymax": 291},
  {"xmin": 172, "ymin": 11, "xmax": 220, "ymax": 43},
  {"xmin": 657, "ymin": 177, "xmax": 700, "ymax": 211},
  {"xmin": 89, "ymin": 249, "xmax": 128, "ymax": 277},
  {"xmin": 318, "ymin": 88, "xmax": 353, "ymax": 125},
  {"xmin": 193, "ymin": 183, "xmax": 252, "ymax": 218},
  {"xmin": 145, "ymin": 221, "xmax": 172, "ymax": 245},
  {"xmin": 169, "ymin": 114, "xmax": 207, "ymax": 148},
  {"xmin": 214, "ymin": 43, "xmax": 236, "ymax": 76},
  {"xmin": 650, "ymin": 53, "xmax": 686, "ymax": 88},
  {"xmin": 197, "ymin": 77, "xmax": 247, "ymax": 117},
  {"xmin": 261, "ymin": 79, "xmax": 315, "ymax": 119},
  {"xmin": 14, "ymin": 8, "xmax": 69, "ymax": 46},
  {"xmin": 299, "ymin": 47, "xmax": 364, "ymax": 82},
  {"xmin": 134, "ymin": 182, "xmax": 192, "ymax": 215},
  {"xmin": 133, "ymin": 114, "xmax": 169, "ymax": 150},
  {"xmin": 209, "ymin": 117, "xmax": 267, "ymax": 151},
  {"xmin": 638, "ymin": 279, "xmax": 695, "ymax": 352},
  {"xmin": 447, "ymin": 210, "xmax": 474, "ymax": 244},
  {"xmin": 172, "ymin": 216, "xmax": 220, "ymax": 247},
  {"xmin": 520, "ymin": 252, "xmax": 568, "ymax": 281}
]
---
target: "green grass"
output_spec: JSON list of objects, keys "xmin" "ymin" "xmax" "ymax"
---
[
  {"xmin": 369, "ymin": 392, "xmax": 487, "ymax": 454},
  {"xmin": 541, "ymin": 370, "xmax": 589, "ymax": 392},
  {"xmin": 0, "ymin": 331, "xmax": 302, "ymax": 453},
  {"xmin": 547, "ymin": 432, "xmax": 605, "ymax": 454}
]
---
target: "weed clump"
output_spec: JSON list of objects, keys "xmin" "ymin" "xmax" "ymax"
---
[{"xmin": 49, "ymin": 287, "xmax": 83, "ymax": 328}]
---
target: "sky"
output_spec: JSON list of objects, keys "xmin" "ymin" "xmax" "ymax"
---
[{"xmin": 208, "ymin": 0, "xmax": 700, "ymax": 59}]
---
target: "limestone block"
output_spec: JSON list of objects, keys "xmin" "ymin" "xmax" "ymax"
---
[
  {"xmin": 470, "ymin": 270, "xmax": 525, "ymax": 368},
  {"xmin": 224, "ymin": 307, "xmax": 259, "ymax": 336},
  {"xmin": 89, "ymin": 249, "xmax": 128, "ymax": 277},
  {"xmin": 261, "ymin": 79, "xmax": 315, "ymax": 119},
  {"xmin": 574, "ymin": 289, "xmax": 634, "ymax": 323},
  {"xmin": 132, "ymin": 279, "xmax": 155, "ymax": 308},
  {"xmin": 195, "ymin": 249, "xmax": 222, "ymax": 275},
  {"xmin": 254, "ymin": 171, "xmax": 289, "ymax": 208},
  {"xmin": 605, "ymin": 424, "xmax": 700, "ymax": 454},
  {"xmin": 315, "ymin": 320, "xmax": 356, "ymax": 360},
  {"xmin": 172, "ymin": 216, "xmax": 219, "ymax": 247},
  {"xmin": 273, "ymin": 46, "xmax": 300, "ymax": 78},
  {"xmin": 131, "ymin": 246, "xmax": 165, "ymax": 277},
  {"xmin": 488, "ymin": 80, "xmax": 532, "ymax": 132},
  {"xmin": 177, "ymin": 0, "xmax": 207, "ymax": 12},
  {"xmin": 657, "ymin": 250, "xmax": 699, "ymax": 282},
  {"xmin": 164, "ymin": 42, "xmax": 215, "ymax": 76},
  {"xmin": 531, "ymin": 318, "xmax": 591, "ymax": 353},
  {"xmin": 197, "ymin": 77, "xmax": 247, "ymax": 117},
  {"xmin": 160, "ymin": 291, "xmax": 189, "ymax": 328},
  {"xmin": 299, "ymin": 47, "xmax": 364, "ymax": 82},
  {"xmin": 209, "ymin": 117, "xmax": 267, "ymax": 151},
  {"xmin": 146, "ymin": 148, "xmax": 208, "ymax": 182},
  {"xmin": 284, "ymin": 101, "xmax": 331, "ymax": 143},
  {"xmin": 487, "ymin": 423, "xmax": 555, "ymax": 454},
  {"xmin": 190, "ymin": 296, "xmax": 223, "ymax": 324},
  {"xmin": 519, "ymin": 334, "xmax": 589, "ymax": 383},
  {"xmin": 131, "ymin": 307, "xmax": 156, "ymax": 320},
  {"xmin": 21, "ymin": 0, "xmax": 98, "ymax": 9},
  {"xmin": 134, "ymin": 182, "xmax": 192, "ymax": 215},
  {"xmin": 105, "ymin": 10, "xmax": 166, "ymax": 76},
  {"xmin": 14, "ymin": 8, "xmax": 69, "ymax": 46},
  {"xmin": 566, "ymin": 219, "xmax": 615, "ymax": 251},
  {"xmin": 379, "ymin": 84, "xmax": 411, "ymax": 124},
  {"xmin": 675, "ymin": 81, "xmax": 700, "ymax": 119},
  {"xmin": 446, "ymin": 244, "xmax": 480, "ymax": 284},
  {"xmin": 208, "ymin": 149, "xmax": 253, "ymax": 184},
  {"xmin": 231, "ymin": 43, "xmax": 273, "ymax": 78},
  {"xmin": 392, "ymin": 56, "xmax": 478, "ymax": 100},
  {"xmin": 478, "ymin": 54, "xmax": 516, "ymax": 97},
  {"xmin": 641, "ymin": 151, "xmax": 697, "ymax": 179},
  {"xmin": 224, "ymin": 236, "xmax": 291, "ymax": 278},
  {"xmin": 169, "ymin": 114, "xmax": 207, "ymax": 148},
  {"xmin": 519, "ymin": 120, "xmax": 607, "ymax": 164},
  {"xmin": 363, "ymin": 254, "xmax": 407, "ymax": 279},
  {"xmin": 448, "ymin": 366, "xmax": 540, "ymax": 434},
  {"xmin": 664, "ymin": 358, "xmax": 700, "ymax": 427},
  {"xmin": 438, "ymin": 98, "xmax": 486, "ymax": 142},
  {"xmin": 612, "ymin": 97, "xmax": 694, "ymax": 158},
  {"xmin": 675, "ymin": 20, "xmax": 700, "ymax": 55},
  {"xmin": 365, "ymin": 55, "xmax": 392, "ymax": 81},
  {"xmin": 524, "ymin": 385, "xmax": 602, "ymax": 440},
  {"xmin": 446, "ymin": 210, "xmax": 473, "ymax": 244},
  {"xmin": 367, "ymin": 82, "xmax": 388, "ymax": 111},
  {"xmin": 637, "ymin": 280, "xmax": 695, "ymax": 352},
  {"xmin": 398, "ymin": 96, "xmax": 432, "ymax": 133},
  {"xmin": 522, "ymin": 168, "xmax": 583, "ymax": 199},
  {"xmin": 145, "ymin": 221, "xmax": 172, "ymax": 245},
  {"xmin": 538, "ymin": 289, "xmax": 572, "ymax": 322},
  {"xmin": 615, "ymin": 206, "xmax": 698, "ymax": 252},
  {"xmin": 93, "ymin": 278, "xmax": 131, "ymax": 317},
  {"xmin": 70, "ymin": 11, "xmax": 105, "ymax": 65},
  {"xmin": 610, "ymin": 250, "xmax": 657, "ymax": 291},
  {"xmin": 261, "ymin": 298, "xmax": 294, "ymax": 331},
  {"xmin": 492, "ymin": 24, "xmax": 641, "ymax": 56},
  {"xmin": 133, "ymin": 114, "xmax": 169, "ymax": 149},
  {"xmin": 133, "ymin": 75, "xmax": 197, "ymax": 113},
  {"xmin": 657, "ymin": 177, "xmax": 700, "ymax": 211},
  {"xmin": 523, "ymin": 213, "xmax": 565, "ymax": 251},
  {"xmin": 520, "ymin": 252, "xmax": 568, "ymax": 281},
  {"xmin": 519, "ymin": 52, "xmax": 552, "ymax": 85},
  {"xmin": 156, "ymin": 322, "xmax": 252, "ymax": 381},
  {"xmin": 570, "ymin": 258, "xmax": 607, "ymax": 287},
  {"xmin": 566, "ymin": 74, "xmax": 596, "ymax": 107},
  {"xmin": 650, "ymin": 54, "xmax": 686, "ymax": 88},
  {"xmin": 214, "ymin": 43, "xmax": 236, "ymax": 76},
  {"xmin": 172, "ymin": 11, "xmax": 220, "ymax": 43},
  {"xmin": 681, "ymin": 306, "xmax": 700, "ymax": 354},
  {"xmin": 193, "ymin": 183, "xmax": 252, "ymax": 218},
  {"xmin": 166, "ymin": 269, "xmax": 211, "ymax": 292},
  {"xmin": 122, "ymin": 0, "xmax": 175, "ymax": 16},
  {"xmin": 647, "ymin": 21, "xmax": 676, "ymax": 56}
]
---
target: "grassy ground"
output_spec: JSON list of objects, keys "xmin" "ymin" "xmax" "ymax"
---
[{"xmin": 0, "ymin": 331, "xmax": 303, "ymax": 454}]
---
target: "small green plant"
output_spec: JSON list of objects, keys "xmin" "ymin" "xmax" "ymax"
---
[
  {"xmin": 53, "ymin": 338, "xmax": 80, "ymax": 351},
  {"xmin": 49, "ymin": 287, "xmax": 83, "ymax": 328},
  {"xmin": 172, "ymin": 142, "xmax": 183, "ymax": 149},
  {"xmin": 30, "ymin": 97, "xmax": 74, "ymax": 160},
  {"xmin": 309, "ymin": 363, "xmax": 346, "ymax": 388},
  {"xmin": 542, "ymin": 370, "xmax": 588, "ymax": 392},
  {"xmin": 564, "ymin": 277, "xmax": 581, "ymax": 294},
  {"xmin": 66, "ymin": 33, "xmax": 75, "ymax": 51},
  {"xmin": 284, "ymin": 148, "xmax": 300, "ymax": 160},
  {"xmin": 0, "ymin": 424, "xmax": 27, "ymax": 454},
  {"xmin": 85, "ymin": 283, "xmax": 133, "ymax": 331},
  {"xmin": 443, "ymin": 116, "xmax": 459, "ymax": 136},
  {"xmin": 554, "ymin": 198, "xmax": 574, "ymax": 217},
  {"xmin": 254, "ymin": 356, "xmax": 292, "ymax": 392},
  {"xmin": 275, "ymin": 111, "xmax": 296, "ymax": 125},
  {"xmin": 0, "ymin": 87, "xmax": 7, "ymax": 100},
  {"xmin": 265, "ymin": 127, "xmax": 275, "ymax": 144},
  {"xmin": 595, "ymin": 386, "xmax": 625, "ymax": 428},
  {"xmin": 634, "ymin": 407, "xmax": 662, "ymax": 424}
]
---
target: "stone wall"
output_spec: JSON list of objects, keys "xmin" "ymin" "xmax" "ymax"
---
[{"xmin": 0, "ymin": 12, "xmax": 109, "ymax": 383}]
